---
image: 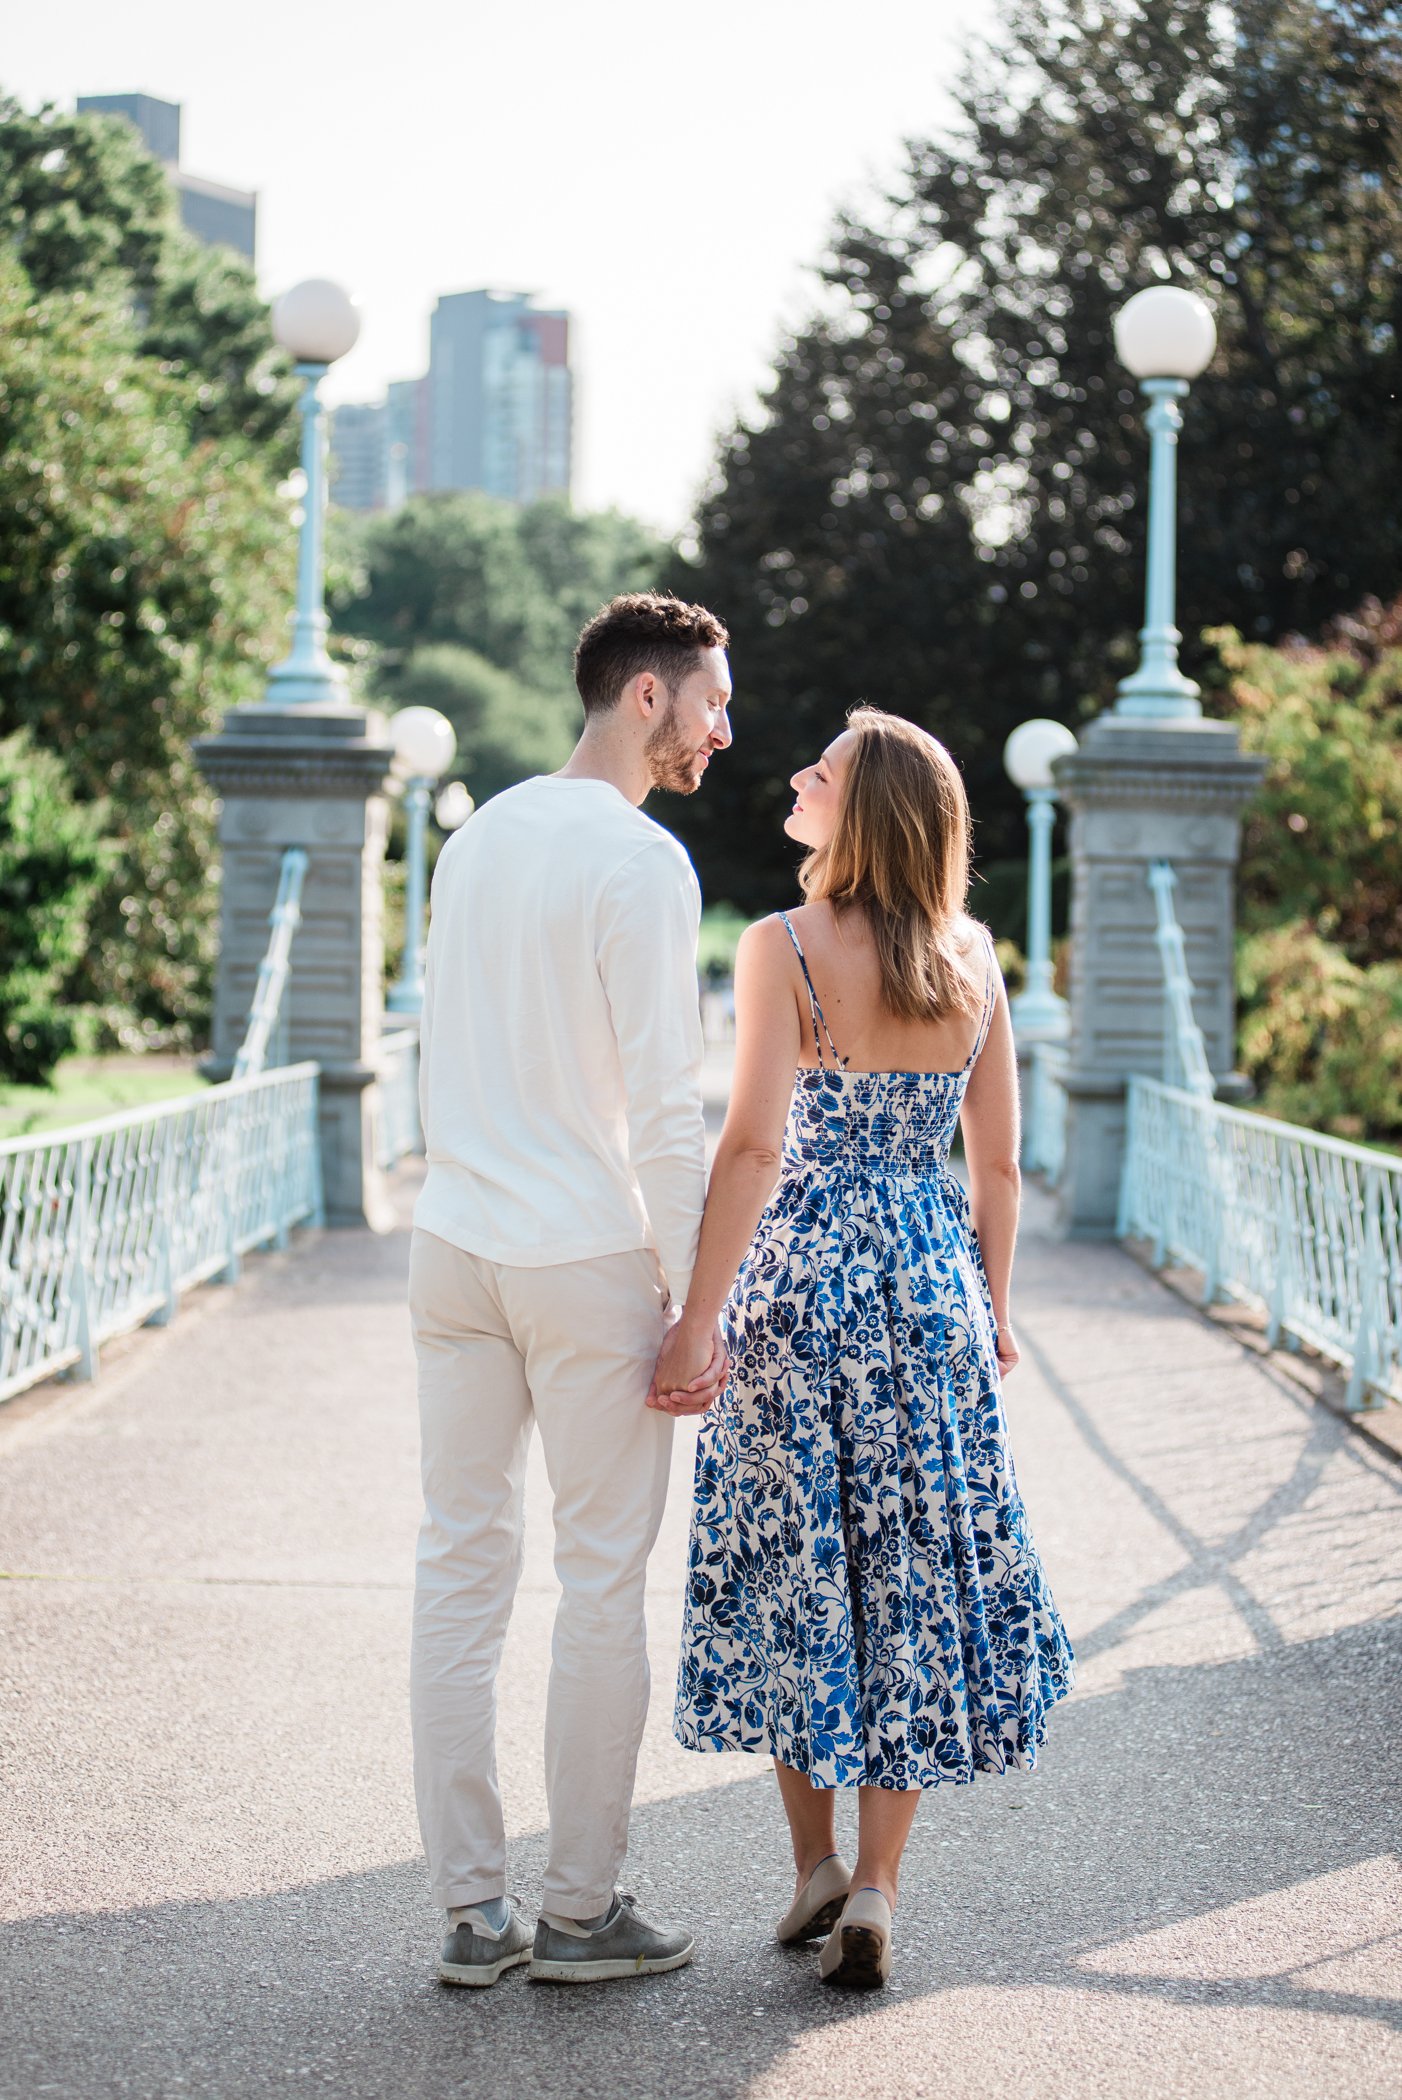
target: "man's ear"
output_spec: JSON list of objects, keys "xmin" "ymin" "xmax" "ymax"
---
[{"xmin": 634, "ymin": 671, "xmax": 659, "ymax": 717}]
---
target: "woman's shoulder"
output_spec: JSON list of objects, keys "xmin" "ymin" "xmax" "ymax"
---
[{"xmin": 736, "ymin": 910, "xmax": 803, "ymax": 959}]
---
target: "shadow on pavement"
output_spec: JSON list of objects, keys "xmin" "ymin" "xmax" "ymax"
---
[{"xmin": 3, "ymin": 1618, "xmax": 1398, "ymax": 2100}]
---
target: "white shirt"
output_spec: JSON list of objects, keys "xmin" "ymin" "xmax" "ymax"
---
[{"xmin": 413, "ymin": 775, "xmax": 707, "ymax": 1303}]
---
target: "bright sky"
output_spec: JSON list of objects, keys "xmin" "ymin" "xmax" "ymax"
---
[{"xmin": 7, "ymin": 0, "xmax": 994, "ymax": 532}]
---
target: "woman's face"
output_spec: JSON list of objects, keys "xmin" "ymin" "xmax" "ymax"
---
[{"xmin": 785, "ymin": 729, "xmax": 858, "ymax": 849}]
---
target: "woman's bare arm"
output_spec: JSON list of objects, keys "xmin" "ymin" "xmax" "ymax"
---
[
  {"xmin": 958, "ymin": 974, "xmax": 1023, "ymax": 1375},
  {"xmin": 649, "ymin": 918, "xmax": 801, "ymax": 1412}
]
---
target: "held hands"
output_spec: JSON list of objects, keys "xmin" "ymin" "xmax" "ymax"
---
[{"xmin": 646, "ymin": 1311, "xmax": 729, "ymax": 1416}]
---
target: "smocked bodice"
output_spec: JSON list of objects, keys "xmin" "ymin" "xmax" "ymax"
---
[{"xmin": 780, "ymin": 1064, "xmax": 969, "ymax": 1183}]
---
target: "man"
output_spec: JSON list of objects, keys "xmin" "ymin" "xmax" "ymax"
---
[{"xmin": 409, "ymin": 592, "xmax": 733, "ymax": 1987}]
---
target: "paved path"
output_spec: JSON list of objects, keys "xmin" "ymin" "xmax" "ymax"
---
[{"xmin": 2, "ymin": 1074, "xmax": 1400, "ymax": 2098}]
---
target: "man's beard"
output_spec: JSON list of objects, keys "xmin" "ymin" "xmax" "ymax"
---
[{"xmin": 644, "ymin": 695, "xmax": 705, "ymax": 795}]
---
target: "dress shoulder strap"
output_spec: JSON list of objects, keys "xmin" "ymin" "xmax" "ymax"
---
[
  {"xmin": 964, "ymin": 928, "xmax": 1000, "ymax": 1070},
  {"xmin": 777, "ymin": 912, "xmax": 847, "ymax": 1070}
]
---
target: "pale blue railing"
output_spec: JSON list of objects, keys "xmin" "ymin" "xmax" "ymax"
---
[
  {"xmin": 0, "ymin": 1064, "xmax": 322, "ymax": 1403},
  {"xmin": 1120, "ymin": 861, "xmax": 1401, "ymax": 1412},
  {"xmin": 0, "ymin": 846, "xmax": 322, "ymax": 1405},
  {"xmin": 1119, "ymin": 1077, "xmax": 1402, "ymax": 1411}
]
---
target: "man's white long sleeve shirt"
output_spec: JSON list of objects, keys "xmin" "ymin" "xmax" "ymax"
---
[{"xmin": 413, "ymin": 775, "xmax": 707, "ymax": 1304}]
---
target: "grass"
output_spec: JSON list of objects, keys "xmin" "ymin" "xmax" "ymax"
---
[{"xmin": 0, "ymin": 1055, "xmax": 210, "ymax": 1143}]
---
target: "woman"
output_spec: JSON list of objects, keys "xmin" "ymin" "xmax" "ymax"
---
[{"xmin": 652, "ymin": 707, "xmax": 1074, "ymax": 1992}]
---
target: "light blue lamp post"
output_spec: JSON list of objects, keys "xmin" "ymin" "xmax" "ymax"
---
[
  {"xmin": 1111, "ymin": 285, "xmax": 1218, "ymax": 722},
  {"xmin": 1003, "ymin": 718, "xmax": 1078, "ymax": 1036},
  {"xmin": 386, "ymin": 706, "xmax": 458, "ymax": 1016},
  {"xmin": 265, "ymin": 279, "xmax": 362, "ymax": 708}
]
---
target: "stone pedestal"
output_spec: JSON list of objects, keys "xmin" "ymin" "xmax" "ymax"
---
[
  {"xmin": 195, "ymin": 704, "xmax": 399, "ymax": 1230},
  {"xmin": 1053, "ymin": 715, "xmax": 1265, "ymax": 1238}
]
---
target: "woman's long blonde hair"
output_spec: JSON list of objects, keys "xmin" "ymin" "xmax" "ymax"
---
[{"xmin": 799, "ymin": 706, "xmax": 985, "ymax": 1022}]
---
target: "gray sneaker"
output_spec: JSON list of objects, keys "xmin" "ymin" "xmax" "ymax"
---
[
  {"xmin": 529, "ymin": 1891, "xmax": 694, "ymax": 1983},
  {"xmin": 438, "ymin": 1898, "xmax": 534, "ymax": 1986}
]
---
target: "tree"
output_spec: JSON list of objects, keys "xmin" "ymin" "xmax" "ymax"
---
[
  {"xmin": 335, "ymin": 493, "xmax": 666, "ymax": 695},
  {"xmin": 0, "ymin": 97, "xmax": 297, "ymax": 453},
  {"xmin": 670, "ymin": 0, "xmax": 1402, "ymax": 911},
  {"xmin": 1210, "ymin": 604, "xmax": 1402, "ymax": 965},
  {"xmin": 1207, "ymin": 597, "xmax": 1402, "ymax": 1141},
  {"xmin": 0, "ymin": 253, "xmax": 294, "ymax": 1047},
  {"xmin": 0, "ymin": 95, "xmax": 299, "ymax": 1048},
  {"xmin": 390, "ymin": 646, "xmax": 576, "ymax": 805},
  {"xmin": 332, "ymin": 492, "xmax": 668, "ymax": 802},
  {"xmin": 0, "ymin": 732, "xmax": 106, "ymax": 1084}
]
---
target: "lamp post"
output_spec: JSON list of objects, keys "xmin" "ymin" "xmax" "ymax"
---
[
  {"xmin": 1003, "ymin": 718, "xmax": 1078, "ymax": 1036},
  {"xmin": 1111, "ymin": 285, "xmax": 1218, "ymax": 722},
  {"xmin": 265, "ymin": 279, "xmax": 362, "ymax": 708},
  {"xmin": 434, "ymin": 780, "xmax": 475, "ymax": 832},
  {"xmin": 387, "ymin": 706, "xmax": 457, "ymax": 1015}
]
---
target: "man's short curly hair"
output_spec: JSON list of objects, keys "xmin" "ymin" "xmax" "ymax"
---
[{"xmin": 573, "ymin": 592, "xmax": 729, "ymax": 718}]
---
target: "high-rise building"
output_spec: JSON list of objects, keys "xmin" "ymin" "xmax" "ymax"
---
[
  {"xmin": 386, "ymin": 377, "xmax": 432, "ymax": 507},
  {"xmin": 329, "ymin": 402, "xmax": 389, "ymax": 512},
  {"xmin": 76, "ymin": 93, "xmax": 256, "ymax": 263},
  {"xmin": 328, "ymin": 295, "xmax": 573, "ymax": 516},
  {"xmin": 428, "ymin": 290, "xmax": 572, "ymax": 504}
]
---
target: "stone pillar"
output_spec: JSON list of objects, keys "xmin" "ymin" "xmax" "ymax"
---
[
  {"xmin": 1053, "ymin": 715, "xmax": 1265, "ymax": 1238},
  {"xmin": 195, "ymin": 704, "xmax": 399, "ymax": 1230}
]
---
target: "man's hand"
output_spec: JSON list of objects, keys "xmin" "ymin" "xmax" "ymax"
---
[{"xmin": 646, "ymin": 1314, "xmax": 729, "ymax": 1416}]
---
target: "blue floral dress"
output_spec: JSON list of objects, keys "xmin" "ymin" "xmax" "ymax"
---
[{"xmin": 674, "ymin": 915, "xmax": 1074, "ymax": 1789}]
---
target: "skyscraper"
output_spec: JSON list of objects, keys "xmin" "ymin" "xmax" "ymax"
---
[
  {"xmin": 328, "ymin": 294, "xmax": 573, "ymax": 514},
  {"xmin": 385, "ymin": 378, "xmax": 432, "ymax": 508},
  {"xmin": 329, "ymin": 403, "xmax": 389, "ymax": 512},
  {"xmin": 76, "ymin": 93, "xmax": 256, "ymax": 263},
  {"xmin": 428, "ymin": 291, "xmax": 572, "ymax": 504}
]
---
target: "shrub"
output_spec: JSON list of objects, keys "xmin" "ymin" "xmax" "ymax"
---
[{"xmin": 0, "ymin": 731, "xmax": 106, "ymax": 1083}]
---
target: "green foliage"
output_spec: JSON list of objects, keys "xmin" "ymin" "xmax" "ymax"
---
[
  {"xmin": 697, "ymin": 905, "xmax": 754, "ymax": 980},
  {"xmin": 0, "ymin": 259, "xmax": 295, "ymax": 1048},
  {"xmin": 0, "ymin": 96, "xmax": 298, "ymax": 1049},
  {"xmin": 1210, "ymin": 599, "xmax": 1402, "ymax": 1141},
  {"xmin": 671, "ymin": 0, "xmax": 1402, "ymax": 911},
  {"xmin": 1210, "ymin": 610, "xmax": 1402, "ymax": 965},
  {"xmin": 1236, "ymin": 922, "xmax": 1402, "ymax": 1144},
  {"xmin": 335, "ymin": 492, "xmax": 665, "ymax": 691},
  {"xmin": 333, "ymin": 491, "xmax": 668, "ymax": 803},
  {"xmin": 0, "ymin": 97, "xmax": 297, "ymax": 454},
  {"xmin": 389, "ymin": 646, "xmax": 576, "ymax": 806},
  {"xmin": 0, "ymin": 731, "xmax": 107, "ymax": 1083}
]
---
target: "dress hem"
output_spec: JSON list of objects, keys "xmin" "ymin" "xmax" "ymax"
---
[{"xmin": 671, "ymin": 1679, "xmax": 1073, "ymax": 1791}]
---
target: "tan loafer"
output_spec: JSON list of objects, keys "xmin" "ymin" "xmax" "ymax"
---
[
  {"xmin": 818, "ymin": 1886, "xmax": 893, "ymax": 1990},
  {"xmin": 775, "ymin": 1853, "xmax": 853, "ymax": 1945}
]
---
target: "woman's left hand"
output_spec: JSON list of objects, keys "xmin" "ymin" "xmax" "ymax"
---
[{"xmin": 646, "ymin": 1317, "xmax": 729, "ymax": 1415}]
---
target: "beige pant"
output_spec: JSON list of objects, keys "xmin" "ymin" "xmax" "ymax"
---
[{"xmin": 408, "ymin": 1228, "xmax": 674, "ymax": 1918}]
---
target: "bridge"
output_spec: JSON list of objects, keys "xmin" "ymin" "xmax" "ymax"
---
[{"xmin": 2, "ymin": 1037, "xmax": 1399, "ymax": 2096}]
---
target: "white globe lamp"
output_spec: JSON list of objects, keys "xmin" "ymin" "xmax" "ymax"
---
[
  {"xmin": 1003, "ymin": 718, "xmax": 1079, "ymax": 793},
  {"xmin": 392, "ymin": 707, "xmax": 457, "ymax": 782},
  {"xmin": 272, "ymin": 279, "xmax": 362, "ymax": 366},
  {"xmin": 1111, "ymin": 285, "xmax": 1218, "ymax": 720},
  {"xmin": 1113, "ymin": 286, "xmax": 1217, "ymax": 382},
  {"xmin": 435, "ymin": 780, "xmax": 475, "ymax": 830}
]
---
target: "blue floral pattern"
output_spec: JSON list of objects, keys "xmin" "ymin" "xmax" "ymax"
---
[{"xmin": 674, "ymin": 920, "xmax": 1074, "ymax": 1789}]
